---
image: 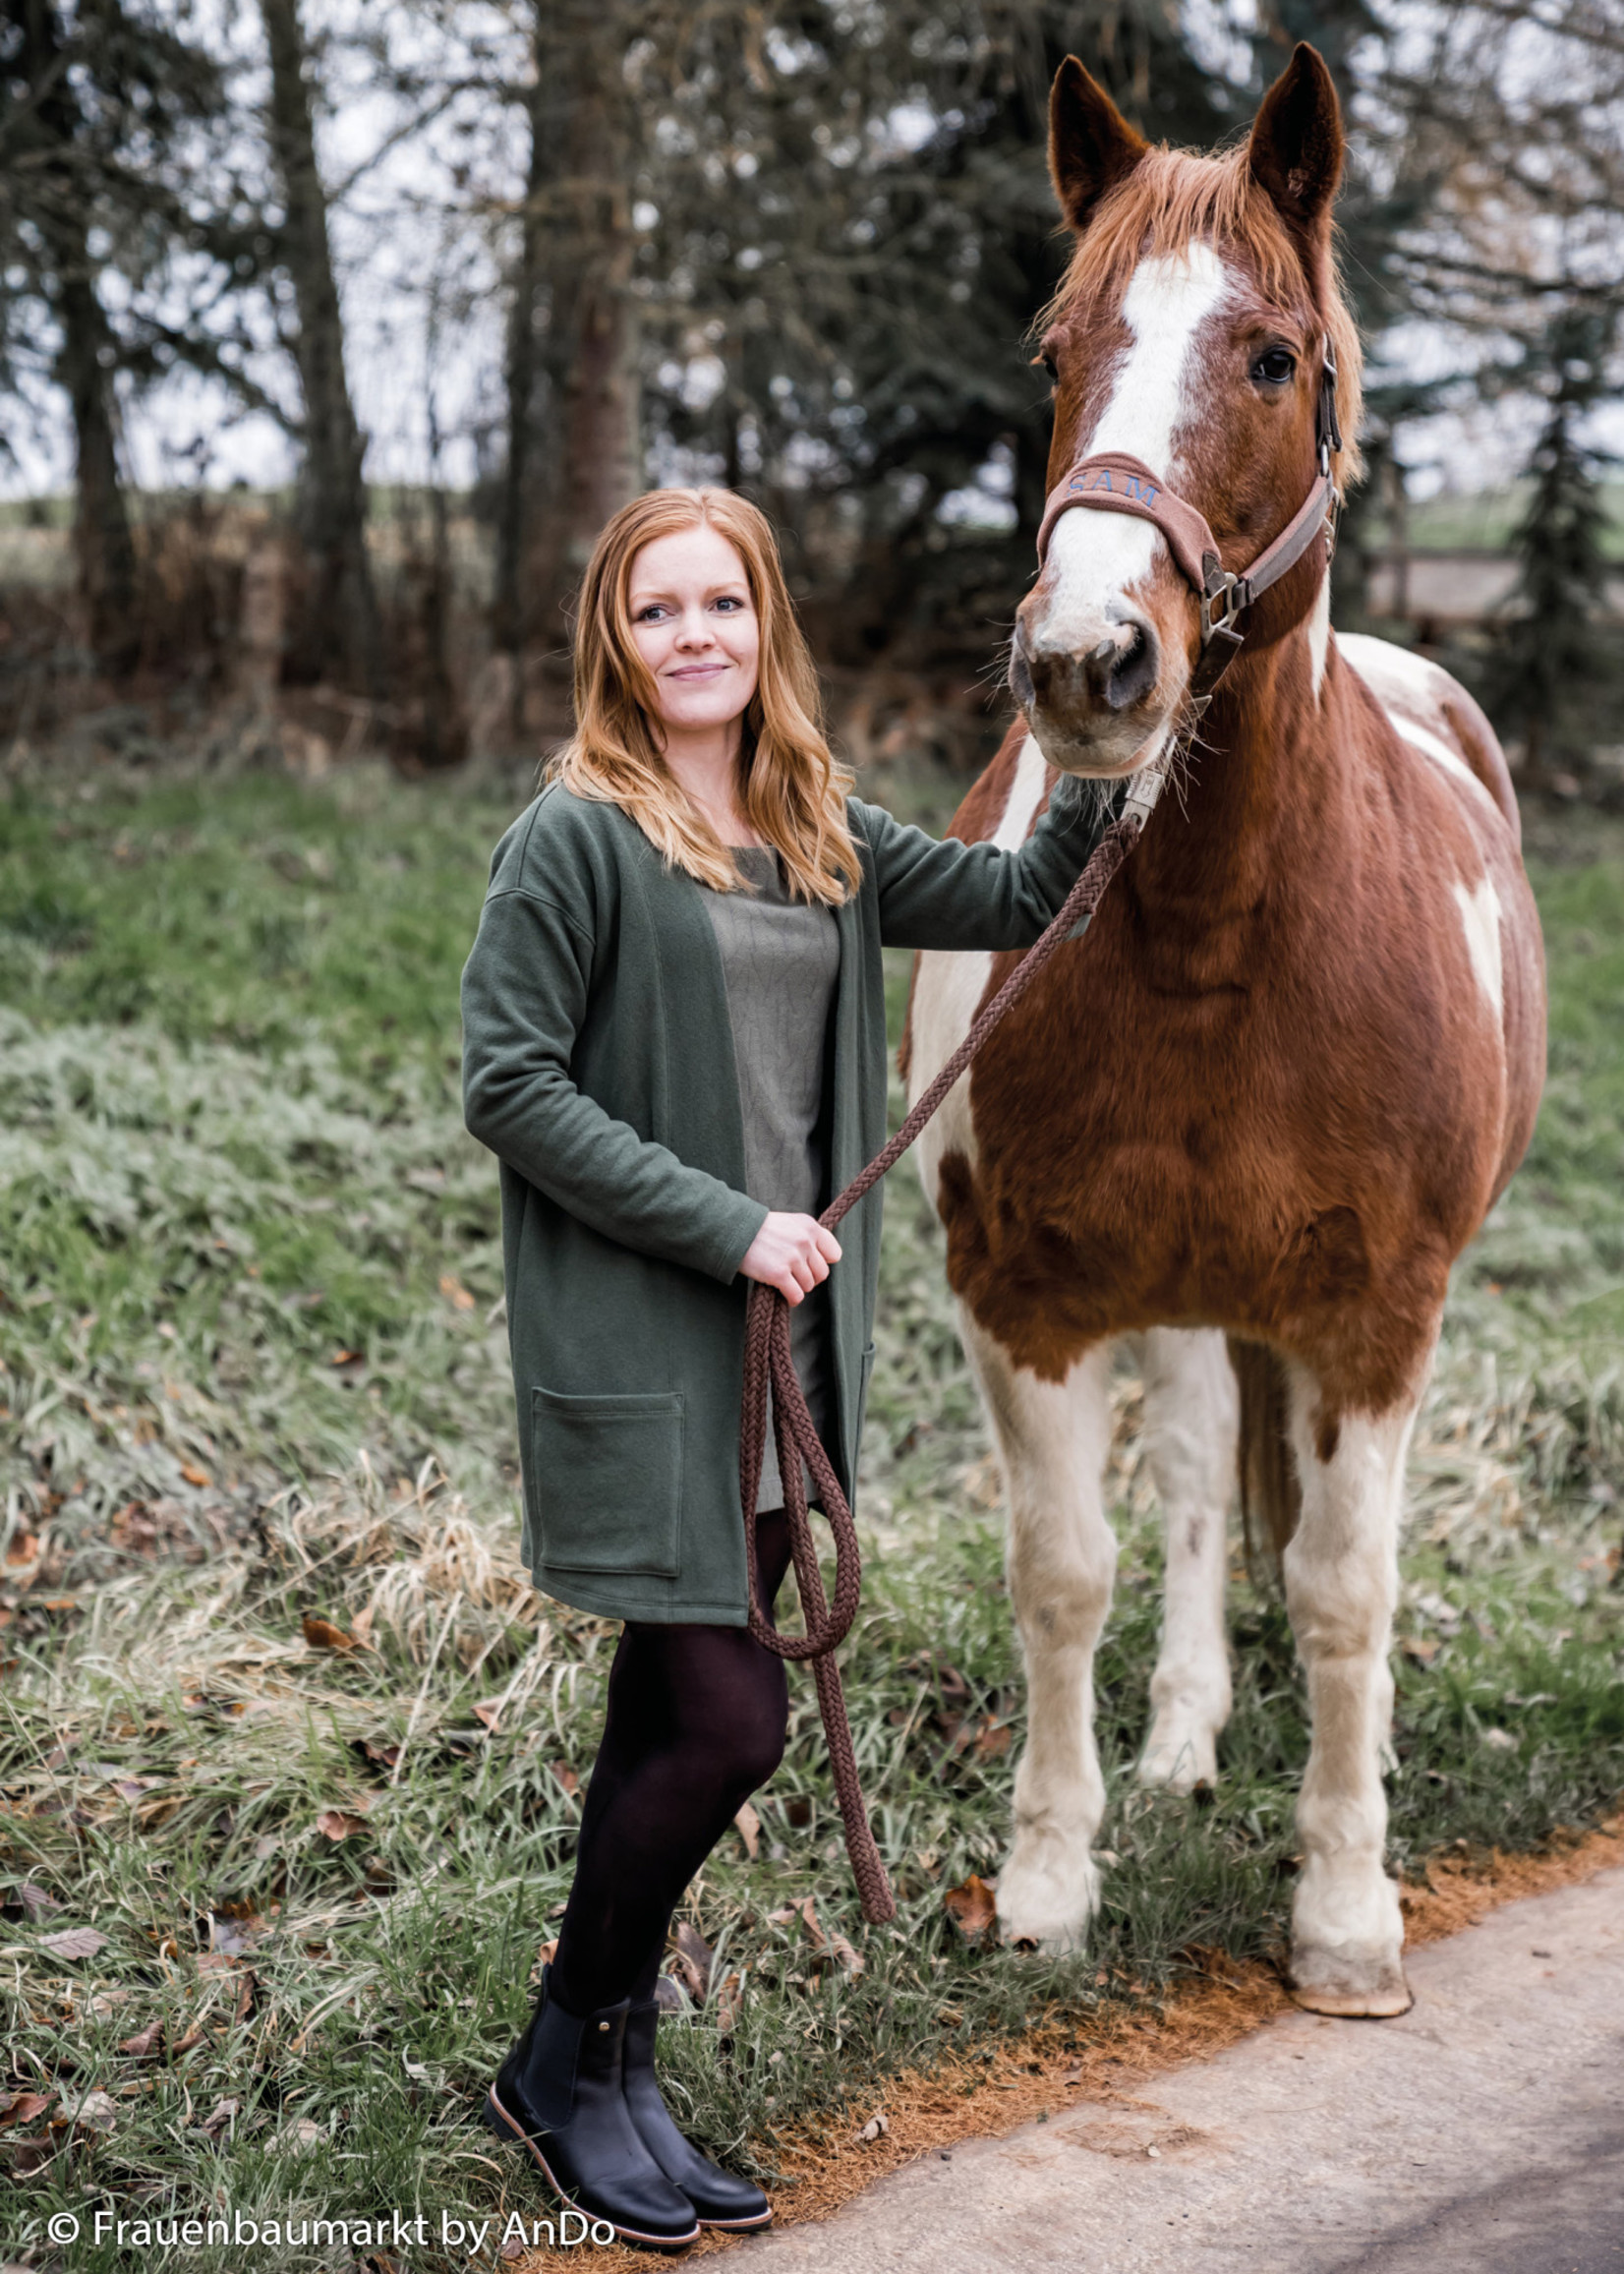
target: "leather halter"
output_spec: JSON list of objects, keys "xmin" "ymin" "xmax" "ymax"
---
[{"xmin": 1034, "ymin": 336, "xmax": 1343, "ymax": 714}]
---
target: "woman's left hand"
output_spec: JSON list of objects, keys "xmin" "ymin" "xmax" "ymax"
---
[{"xmin": 739, "ymin": 1211, "xmax": 842, "ymax": 1305}]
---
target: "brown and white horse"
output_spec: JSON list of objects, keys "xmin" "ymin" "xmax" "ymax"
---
[{"xmin": 900, "ymin": 46, "xmax": 1545, "ymax": 2015}]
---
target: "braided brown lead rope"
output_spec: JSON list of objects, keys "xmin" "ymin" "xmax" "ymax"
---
[{"xmin": 738, "ymin": 790, "xmax": 1154, "ymax": 1925}]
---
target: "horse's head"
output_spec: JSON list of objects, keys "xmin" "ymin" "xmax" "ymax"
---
[{"xmin": 1011, "ymin": 44, "xmax": 1362, "ymax": 778}]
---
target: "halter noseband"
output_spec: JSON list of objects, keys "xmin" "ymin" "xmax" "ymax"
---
[{"xmin": 1034, "ymin": 335, "xmax": 1343, "ymax": 715}]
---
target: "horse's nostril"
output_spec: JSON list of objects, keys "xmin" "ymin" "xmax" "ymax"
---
[{"xmin": 1103, "ymin": 619, "xmax": 1159, "ymax": 713}]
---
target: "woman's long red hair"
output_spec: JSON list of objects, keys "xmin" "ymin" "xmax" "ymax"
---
[{"xmin": 548, "ymin": 488, "xmax": 860, "ymax": 904}]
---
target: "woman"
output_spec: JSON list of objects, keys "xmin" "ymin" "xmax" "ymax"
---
[{"xmin": 461, "ymin": 487, "xmax": 1116, "ymax": 2247}]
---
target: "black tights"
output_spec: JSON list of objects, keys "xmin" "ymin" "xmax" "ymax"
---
[{"xmin": 548, "ymin": 1509, "xmax": 793, "ymax": 2017}]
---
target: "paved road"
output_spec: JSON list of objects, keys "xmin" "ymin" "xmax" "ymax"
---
[{"xmin": 756, "ymin": 1867, "xmax": 1624, "ymax": 2273}]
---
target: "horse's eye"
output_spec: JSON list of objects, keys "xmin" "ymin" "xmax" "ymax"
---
[
  {"xmin": 1251, "ymin": 346, "xmax": 1296, "ymax": 386},
  {"xmin": 1034, "ymin": 350, "xmax": 1059, "ymax": 381}
]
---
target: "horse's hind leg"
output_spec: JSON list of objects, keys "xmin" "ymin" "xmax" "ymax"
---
[
  {"xmin": 1282, "ymin": 1361, "xmax": 1424, "ymax": 2017},
  {"xmin": 959, "ymin": 1313, "xmax": 1115, "ymax": 1951},
  {"xmin": 1137, "ymin": 1327, "xmax": 1236, "ymax": 1792}
]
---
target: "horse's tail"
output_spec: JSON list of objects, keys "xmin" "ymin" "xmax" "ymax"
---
[{"xmin": 1226, "ymin": 1336, "xmax": 1301, "ymax": 1579}]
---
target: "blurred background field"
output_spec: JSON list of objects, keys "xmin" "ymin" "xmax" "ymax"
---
[
  {"xmin": 1, "ymin": 749, "xmax": 1620, "ymax": 2258},
  {"xmin": 1, "ymin": 0, "xmax": 1622, "ymax": 2258}
]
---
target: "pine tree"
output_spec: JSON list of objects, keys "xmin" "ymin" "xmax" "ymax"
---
[{"xmin": 1489, "ymin": 303, "xmax": 1619, "ymax": 791}]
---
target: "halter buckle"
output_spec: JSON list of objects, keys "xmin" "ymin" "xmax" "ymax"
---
[{"xmin": 1200, "ymin": 571, "xmax": 1245, "ymax": 646}]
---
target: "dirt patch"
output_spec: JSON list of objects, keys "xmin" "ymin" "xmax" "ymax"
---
[{"xmin": 559, "ymin": 1813, "xmax": 1622, "ymax": 2272}]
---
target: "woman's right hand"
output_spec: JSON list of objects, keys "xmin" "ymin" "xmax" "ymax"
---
[{"xmin": 739, "ymin": 1211, "xmax": 842, "ymax": 1305}]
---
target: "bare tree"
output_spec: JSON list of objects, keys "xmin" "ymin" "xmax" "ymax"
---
[
  {"xmin": 260, "ymin": 0, "xmax": 383, "ymax": 696},
  {"xmin": 494, "ymin": 0, "xmax": 640, "ymax": 692}
]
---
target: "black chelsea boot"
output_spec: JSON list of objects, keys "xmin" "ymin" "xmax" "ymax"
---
[
  {"xmin": 621, "ymin": 1997, "xmax": 773, "ymax": 2230},
  {"xmin": 481, "ymin": 1967, "xmax": 700, "ymax": 2250}
]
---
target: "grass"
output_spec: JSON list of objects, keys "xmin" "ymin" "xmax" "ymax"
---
[{"xmin": 2, "ymin": 751, "xmax": 1621, "ymax": 2267}]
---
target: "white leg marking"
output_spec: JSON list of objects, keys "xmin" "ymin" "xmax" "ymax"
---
[
  {"xmin": 1038, "ymin": 247, "xmax": 1231, "ymax": 652},
  {"xmin": 910, "ymin": 737, "xmax": 1050, "ymax": 1192},
  {"xmin": 1305, "ymin": 575, "xmax": 1331, "ymax": 702},
  {"xmin": 961, "ymin": 1317, "xmax": 1116, "ymax": 1951},
  {"xmin": 1451, "ymin": 874, "xmax": 1504, "ymax": 1018},
  {"xmin": 1136, "ymin": 1328, "xmax": 1236, "ymax": 1793},
  {"xmin": 1282, "ymin": 1373, "xmax": 1422, "ymax": 2015}
]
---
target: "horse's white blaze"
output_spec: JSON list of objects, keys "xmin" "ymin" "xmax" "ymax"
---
[
  {"xmin": 909, "ymin": 737, "xmax": 1049, "ymax": 1191},
  {"xmin": 1035, "ymin": 246, "xmax": 1231, "ymax": 655},
  {"xmin": 1452, "ymin": 873, "xmax": 1505, "ymax": 1020},
  {"xmin": 959, "ymin": 1319, "xmax": 1117, "ymax": 1951},
  {"xmin": 1306, "ymin": 574, "xmax": 1332, "ymax": 701},
  {"xmin": 1282, "ymin": 1370, "xmax": 1422, "ymax": 2004},
  {"xmin": 1136, "ymin": 1328, "xmax": 1237, "ymax": 1794}
]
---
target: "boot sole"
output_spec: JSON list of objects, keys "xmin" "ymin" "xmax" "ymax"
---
[
  {"xmin": 481, "ymin": 2087, "xmax": 701, "ymax": 2251},
  {"xmin": 698, "ymin": 2209, "xmax": 775, "ymax": 2230}
]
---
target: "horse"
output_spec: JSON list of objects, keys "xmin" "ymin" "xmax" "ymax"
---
[{"xmin": 899, "ymin": 44, "xmax": 1545, "ymax": 2016}]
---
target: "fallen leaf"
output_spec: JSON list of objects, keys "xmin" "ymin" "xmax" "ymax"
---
[
  {"xmin": 766, "ymin": 1894, "xmax": 864, "ymax": 1976},
  {"xmin": 198, "ymin": 2096, "xmax": 239, "ymax": 2138},
  {"xmin": 0, "ymin": 2092, "xmax": 53, "ymax": 2129},
  {"xmin": 1400, "ymin": 1636, "xmax": 1440, "ymax": 1666},
  {"xmin": 654, "ymin": 1973, "xmax": 688, "ymax": 2012},
  {"xmin": 314, "ymin": 1810, "xmax": 371, "ymax": 1841},
  {"xmin": 438, "ymin": 1274, "xmax": 476, "ymax": 1311},
  {"xmin": 471, "ymin": 1700, "xmax": 503, "ymax": 1732},
  {"xmin": 5, "ymin": 1530, "xmax": 39, "ymax": 1566},
  {"xmin": 268, "ymin": 2115, "xmax": 324, "ymax": 2152},
  {"xmin": 975, "ymin": 1720, "xmax": 1012, "ymax": 1760},
  {"xmin": 209, "ymin": 1913, "xmax": 264, "ymax": 1956},
  {"xmin": 716, "ymin": 1971, "xmax": 743, "ymax": 2033},
  {"xmin": 180, "ymin": 1464, "xmax": 211, "ymax": 1488},
  {"xmin": 118, "ymin": 2020, "xmax": 164, "ymax": 2057},
  {"xmin": 39, "ymin": 1925, "xmax": 108, "ymax": 1960},
  {"xmin": 855, "ymin": 2110, "xmax": 890, "ymax": 2143},
  {"xmin": 943, "ymin": 1874, "xmax": 999, "ymax": 1945},
  {"xmin": 170, "ymin": 2024, "xmax": 204, "ymax": 2054},
  {"xmin": 16, "ymin": 1882, "xmax": 58, "ymax": 1920},
  {"xmin": 670, "ymin": 1919, "xmax": 714, "ymax": 2003},
  {"xmin": 330, "ymin": 1349, "xmax": 364, "ymax": 1368},
  {"xmin": 302, "ymin": 1613, "xmax": 360, "ymax": 1652},
  {"xmin": 61, "ymin": 2088, "xmax": 119, "ymax": 2132},
  {"xmin": 733, "ymin": 1799, "xmax": 761, "ymax": 1860},
  {"xmin": 551, "ymin": 1760, "xmax": 579, "ymax": 1795}
]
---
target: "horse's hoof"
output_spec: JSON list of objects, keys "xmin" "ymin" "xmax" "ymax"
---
[
  {"xmin": 994, "ymin": 1840, "xmax": 1100, "ymax": 1952},
  {"xmin": 1135, "ymin": 1727, "xmax": 1218, "ymax": 1794},
  {"xmin": 1288, "ymin": 1944, "xmax": 1413, "ymax": 2017}
]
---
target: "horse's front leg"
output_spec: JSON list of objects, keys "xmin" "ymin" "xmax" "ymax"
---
[
  {"xmin": 960, "ymin": 1317, "xmax": 1116, "ymax": 1951},
  {"xmin": 1282, "ymin": 1358, "xmax": 1425, "ymax": 2016},
  {"xmin": 1136, "ymin": 1326, "xmax": 1236, "ymax": 1792}
]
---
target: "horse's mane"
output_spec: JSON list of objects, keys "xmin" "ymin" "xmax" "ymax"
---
[{"xmin": 1040, "ymin": 146, "xmax": 1365, "ymax": 494}]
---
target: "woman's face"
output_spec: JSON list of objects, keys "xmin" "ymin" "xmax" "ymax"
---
[{"xmin": 625, "ymin": 524, "xmax": 761, "ymax": 739}]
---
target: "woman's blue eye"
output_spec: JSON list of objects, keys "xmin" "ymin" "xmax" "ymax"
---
[{"xmin": 1251, "ymin": 347, "xmax": 1296, "ymax": 386}]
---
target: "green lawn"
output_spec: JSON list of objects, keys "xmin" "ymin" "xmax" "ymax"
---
[{"xmin": 1, "ymin": 755, "xmax": 1620, "ymax": 2265}]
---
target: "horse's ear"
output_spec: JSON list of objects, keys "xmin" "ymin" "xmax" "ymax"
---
[
  {"xmin": 1049, "ymin": 57, "xmax": 1148, "ymax": 234},
  {"xmin": 1247, "ymin": 43, "xmax": 1344, "ymax": 280}
]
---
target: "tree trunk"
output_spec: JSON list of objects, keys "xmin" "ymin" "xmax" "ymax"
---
[
  {"xmin": 260, "ymin": 0, "xmax": 383, "ymax": 697},
  {"xmin": 15, "ymin": 0, "xmax": 139, "ymax": 673},
  {"xmin": 500, "ymin": 0, "xmax": 641, "ymax": 696}
]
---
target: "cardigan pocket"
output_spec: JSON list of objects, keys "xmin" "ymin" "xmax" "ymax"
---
[{"xmin": 531, "ymin": 1387, "xmax": 685, "ymax": 1577}]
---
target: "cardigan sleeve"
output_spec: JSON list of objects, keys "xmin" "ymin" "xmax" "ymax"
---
[
  {"xmin": 853, "ymin": 767, "xmax": 1121, "ymax": 951},
  {"xmin": 461, "ymin": 884, "xmax": 769, "ymax": 1285}
]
